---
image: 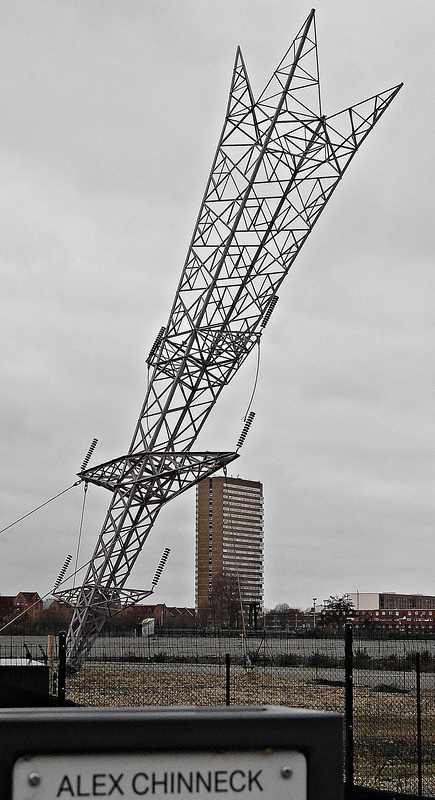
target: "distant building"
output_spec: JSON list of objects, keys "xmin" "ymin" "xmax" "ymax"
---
[
  {"xmin": 0, "ymin": 592, "xmax": 44, "ymax": 628},
  {"xmin": 342, "ymin": 592, "xmax": 435, "ymax": 631},
  {"xmin": 114, "ymin": 603, "xmax": 195, "ymax": 631},
  {"xmin": 348, "ymin": 592, "xmax": 435, "ymax": 611},
  {"xmin": 44, "ymin": 599, "xmax": 73, "ymax": 626},
  {"xmin": 159, "ymin": 606, "xmax": 196, "ymax": 629},
  {"xmin": 0, "ymin": 596, "xmax": 14, "ymax": 624},
  {"xmin": 264, "ymin": 606, "xmax": 309, "ymax": 631},
  {"xmin": 12, "ymin": 592, "xmax": 43, "ymax": 622},
  {"xmin": 0, "ymin": 596, "xmax": 195, "ymax": 632},
  {"xmin": 195, "ymin": 476, "xmax": 263, "ymax": 623}
]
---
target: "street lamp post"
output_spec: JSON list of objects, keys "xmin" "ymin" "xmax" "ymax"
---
[{"xmin": 313, "ymin": 598, "xmax": 317, "ymax": 630}]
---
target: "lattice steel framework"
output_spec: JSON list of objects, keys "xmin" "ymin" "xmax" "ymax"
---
[{"xmin": 57, "ymin": 10, "xmax": 402, "ymax": 672}]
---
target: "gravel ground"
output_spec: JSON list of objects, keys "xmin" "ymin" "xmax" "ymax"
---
[{"xmin": 65, "ymin": 664, "xmax": 435, "ymax": 796}]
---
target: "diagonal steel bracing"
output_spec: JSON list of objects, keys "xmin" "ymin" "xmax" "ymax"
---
[{"xmin": 61, "ymin": 10, "xmax": 402, "ymax": 672}]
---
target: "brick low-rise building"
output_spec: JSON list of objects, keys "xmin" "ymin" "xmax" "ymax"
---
[
  {"xmin": 114, "ymin": 603, "xmax": 195, "ymax": 630},
  {"xmin": 0, "ymin": 596, "xmax": 14, "ymax": 625},
  {"xmin": 346, "ymin": 593, "xmax": 435, "ymax": 631},
  {"xmin": 12, "ymin": 592, "xmax": 43, "ymax": 623}
]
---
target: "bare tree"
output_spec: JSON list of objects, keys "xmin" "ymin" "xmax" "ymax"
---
[
  {"xmin": 208, "ymin": 571, "xmax": 241, "ymax": 628},
  {"xmin": 265, "ymin": 604, "xmax": 304, "ymax": 631}
]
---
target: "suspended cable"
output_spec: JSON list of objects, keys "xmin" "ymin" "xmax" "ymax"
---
[
  {"xmin": 0, "ymin": 481, "xmax": 81, "ymax": 537},
  {"xmin": 73, "ymin": 482, "xmax": 89, "ymax": 589},
  {"xmin": 0, "ymin": 473, "xmax": 92, "ymax": 631},
  {"xmin": 0, "ymin": 554, "xmax": 92, "ymax": 635},
  {"xmin": 243, "ymin": 340, "xmax": 261, "ymax": 421},
  {"xmin": 0, "ymin": 475, "xmax": 165, "ymax": 634},
  {"xmin": 0, "ymin": 600, "xmax": 45, "ymax": 636}
]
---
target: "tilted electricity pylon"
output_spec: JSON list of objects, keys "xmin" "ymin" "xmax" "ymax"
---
[{"xmin": 55, "ymin": 10, "xmax": 402, "ymax": 672}]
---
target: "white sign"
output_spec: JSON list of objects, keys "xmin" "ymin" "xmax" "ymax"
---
[{"xmin": 13, "ymin": 749, "xmax": 306, "ymax": 800}]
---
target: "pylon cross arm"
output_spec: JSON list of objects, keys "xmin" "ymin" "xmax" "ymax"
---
[{"xmin": 79, "ymin": 450, "xmax": 239, "ymax": 499}]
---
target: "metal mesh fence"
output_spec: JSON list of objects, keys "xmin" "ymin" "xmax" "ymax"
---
[
  {"xmin": 63, "ymin": 632, "xmax": 347, "ymax": 711},
  {"xmin": 351, "ymin": 640, "xmax": 435, "ymax": 796},
  {"xmin": 1, "ymin": 629, "xmax": 434, "ymax": 797}
]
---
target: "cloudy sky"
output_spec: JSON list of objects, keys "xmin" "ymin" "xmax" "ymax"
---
[{"xmin": 0, "ymin": 0, "xmax": 434, "ymax": 613}]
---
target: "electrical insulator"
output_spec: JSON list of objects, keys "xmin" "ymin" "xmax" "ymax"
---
[
  {"xmin": 81, "ymin": 438, "xmax": 98, "ymax": 472},
  {"xmin": 152, "ymin": 547, "xmax": 171, "ymax": 587},
  {"xmin": 146, "ymin": 327, "xmax": 166, "ymax": 366},
  {"xmin": 53, "ymin": 554, "xmax": 73, "ymax": 592},
  {"xmin": 236, "ymin": 412, "xmax": 256, "ymax": 450},
  {"xmin": 261, "ymin": 295, "xmax": 279, "ymax": 328}
]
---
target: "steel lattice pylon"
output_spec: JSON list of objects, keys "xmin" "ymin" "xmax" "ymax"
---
[{"xmin": 57, "ymin": 10, "xmax": 402, "ymax": 672}]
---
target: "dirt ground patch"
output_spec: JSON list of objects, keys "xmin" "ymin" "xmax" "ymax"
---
[{"xmin": 66, "ymin": 664, "xmax": 435, "ymax": 795}]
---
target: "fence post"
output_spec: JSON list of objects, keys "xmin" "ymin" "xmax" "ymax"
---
[
  {"xmin": 225, "ymin": 653, "xmax": 230, "ymax": 706},
  {"xmin": 58, "ymin": 630, "xmax": 66, "ymax": 707},
  {"xmin": 344, "ymin": 622, "xmax": 354, "ymax": 798},
  {"xmin": 416, "ymin": 652, "xmax": 422, "ymax": 796}
]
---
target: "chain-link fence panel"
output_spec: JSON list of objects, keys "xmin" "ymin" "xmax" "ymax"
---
[
  {"xmin": 351, "ymin": 633, "xmax": 435, "ymax": 797},
  {"xmin": 2, "ymin": 629, "xmax": 435, "ymax": 797},
  {"xmin": 61, "ymin": 631, "xmax": 347, "ymax": 710}
]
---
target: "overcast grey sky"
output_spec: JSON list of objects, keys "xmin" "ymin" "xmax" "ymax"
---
[{"xmin": 0, "ymin": 1, "xmax": 434, "ymax": 612}]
